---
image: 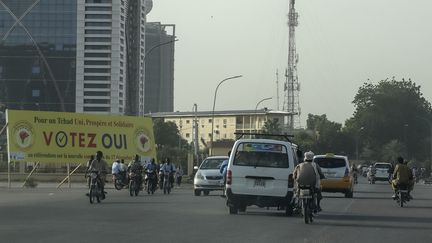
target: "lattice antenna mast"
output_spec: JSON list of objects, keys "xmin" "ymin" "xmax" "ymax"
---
[{"xmin": 283, "ymin": 0, "xmax": 301, "ymax": 130}]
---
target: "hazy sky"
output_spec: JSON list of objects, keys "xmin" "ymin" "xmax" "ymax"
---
[{"xmin": 148, "ymin": 0, "xmax": 432, "ymax": 126}]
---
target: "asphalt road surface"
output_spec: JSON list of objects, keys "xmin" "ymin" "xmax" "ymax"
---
[{"xmin": 1, "ymin": 177, "xmax": 432, "ymax": 243}]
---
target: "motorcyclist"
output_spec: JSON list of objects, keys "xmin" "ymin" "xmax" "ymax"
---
[
  {"xmin": 391, "ymin": 156, "xmax": 414, "ymax": 200},
  {"xmin": 160, "ymin": 158, "xmax": 175, "ymax": 188},
  {"xmin": 128, "ymin": 154, "xmax": 144, "ymax": 189},
  {"xmin": 144, "ymin": 158, "xmax": 158, "ymax": 186},
  {"xmin": 293, "ymin": 151, "xmax": 325, "ymax": 212},
  {"xmin": 87, "ymin": 151, "xmax": 110, "ymax": 199},
  {"xmin": 367, "ymin": 165, "xmax": 376, "ymax": 182},
  {"xmin": 351, "ymin": 164, "xmax": 358, "ymax": 183}
]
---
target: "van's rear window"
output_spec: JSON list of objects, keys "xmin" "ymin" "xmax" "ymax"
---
[
  {"xmin": 233, "ymin": 142, "xmax": 289, "ymax": 168},
  {"xmin": 314, "ymin": 158, "xmax": 346, "ymax": 168},
  {"xmin": 374, "ymin": 163, "xmax": 391, "ymax": 169}
]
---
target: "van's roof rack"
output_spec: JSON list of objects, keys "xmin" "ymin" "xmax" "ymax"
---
[{"xmin": 234, "ymin": 132, "xmax": 294, "ymax": 142}]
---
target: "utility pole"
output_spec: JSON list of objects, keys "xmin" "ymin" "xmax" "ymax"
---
[
  {"xmin": 193, "ymin": 104, "xmax": 199, "ymax": 163},
  {"xmin": 283, "ymin": 0, "xmax": 301, "ymax": 131},
  {"xmin": 276, "ymin": 70, "xmax": 280, "ymax": 111}
]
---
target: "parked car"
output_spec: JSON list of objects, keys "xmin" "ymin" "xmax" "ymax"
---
[
  {"xmin": 313, "ymin": 153, "xmax": 354, "ymax": 198},
  {"xmin": 225, "ymin": 137, "xmax": 298, "ymax": 215},
  {"xmin": 194, "ymin": 156, "xmax": 228, "ymax": 196},
  {"xmin": 373, "ymin": 162, "xmax": 393, "ymax": 183}
]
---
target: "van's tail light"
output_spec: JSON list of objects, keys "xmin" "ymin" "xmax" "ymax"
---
[
  {"xmin": 344, "ymin": 168, "xmax": 349, "ymax": 177},
  {"xmin": 288, "ymin": 174, "xmax": 294, "ymax": 188},
  {"xmin": 227, "ymin": 170, "xmax": 232, "ymax": 185}
]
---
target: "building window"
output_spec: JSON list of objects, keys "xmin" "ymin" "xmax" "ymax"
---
[
  {"xmin": 32, "ymin": 66, "xmax": 40, "ymax": 74},
  {"xmin": 186, "ymin": 133, "xmax": 190, "ymax": 138},
  {"xmin": 32, "ymin": 90, "xmax": 40, "ymax": 97},
  {"xmin": 186, "ymin": 120, "xmax": 190, "ymax": 124},
  {"xmin": 208, "ymin": 119, "xmax": 212, "ymax": 123},
  {"xmin": 208, "ymin": 133, "xmax": 212, "ymax": 138},
  {"xmin": 84, "ymin": 107, "xmax": 110, "ymax": 112},
  {"xmin": 223, "ymin": 119, "xmax": 227, "ymax": 124}
]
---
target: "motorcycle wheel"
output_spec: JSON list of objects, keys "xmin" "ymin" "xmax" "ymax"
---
[
  {"xmin": 89, "ymin": 188, "xmax": 94, "ymax": 204},
  {"xmin": 96, "ymin": 189, "xmax": 101, "ymax": 203},
  {"xmin": 114, "ymin": 180, "xmax": 123, "ymax": 190},
  {"xmin": 129, "ymin": 181, "xmax": 135, "ymax": 197},
  {"xmin": 400, "ymin": 192, "xmax": 404, "ymax": 207},
  {"xmin": 303, "ymin": 199, "xmax": 310, "ymax": 224}
]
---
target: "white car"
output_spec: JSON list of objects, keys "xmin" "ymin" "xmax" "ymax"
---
[
  {"xmin": 225, "ymin": 138, "xmax": 298, "ymax": 215},
  {"xmin": 194, "ymin": 156, "xmax": 228, "ymax": 196},
  {"xmin": 373, "ymin": 162, "xmax": 393, "ymax": 183}
]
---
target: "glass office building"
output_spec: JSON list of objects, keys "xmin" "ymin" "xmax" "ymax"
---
[{"xmin": 0, "ymin": 0, "xmax": 77, "ymax": 112}]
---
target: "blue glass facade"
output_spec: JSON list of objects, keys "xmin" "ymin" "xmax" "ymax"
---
[{"xmin": 0, "ymin": 0, "xmax": 77, "ymax": 112}]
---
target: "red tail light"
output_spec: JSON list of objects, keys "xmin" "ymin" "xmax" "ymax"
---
[
  {"xmin": 227, "ymin": 170, "xmax": 232, "ymax": 185},
  {"xmin": 288, "ymin": 174, "xmax": 294, "ymax": 188}
]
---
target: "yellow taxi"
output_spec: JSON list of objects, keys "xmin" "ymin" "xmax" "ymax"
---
[{"xmin": 313, "ymin": 153, "xmax": 354, "ymax": 198}]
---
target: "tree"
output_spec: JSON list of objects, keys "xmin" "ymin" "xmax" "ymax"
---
[
  {"xmin": 261, "ymin": 119, "xmax": 281, "ymax": 134},
  {"xmin": 153, "ymin": 118, "xmax": 190, "ymax": 163},
  {"xmin": 348, "ymin": 78, "xmax": 432, "ymax": 162}
]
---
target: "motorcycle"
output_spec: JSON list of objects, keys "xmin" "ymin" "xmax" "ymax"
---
[
  {"xmin": 114, "ymin": 172, "xmax": 128, "ymax": 190},
  {"xmin": 145, "ymin": 169, "xmax": 157, "ymax": 194},
  {"xmin": 89, "ymin": 171, "xmax": 103, "ymax": 204},
  {"xmin": 367, "ymin": 171, "xmax": 375, "ymax": 184},
  {"xmin": 159, "ymin": 171, "xmax": 164, "ymax": 190},
  {"xmin": 163, "ymin": 172, "xmax": 174, "ymax": 194},
  {"xmin": 297, "ymin": 185, "xmax": 316, "ymax": 224},
  {"xmin": 394, "ymin": 185, "xmax": 409, "ymax": 207},
  {"xmin": 353, "ymin": 172, "xmax": 358, "ymax": 184},
  {"xmin": 129, "ymin": 171, "xmax": 141, "ymax": 197}
]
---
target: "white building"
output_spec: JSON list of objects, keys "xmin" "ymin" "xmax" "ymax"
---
[{"xmin": 75, "ymin": 0, "xmax": 152, "ymax": 115}]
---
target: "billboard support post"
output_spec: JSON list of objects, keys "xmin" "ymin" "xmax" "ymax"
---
[
  {"xmin": 21, "ymin": 162, "xmax": 40, "ymax": 188},
  {"xmin": 57, "ymin": 163, "xmax": 82, "ymax": 189}
]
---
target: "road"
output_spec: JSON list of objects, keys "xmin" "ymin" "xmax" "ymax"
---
[{"xmin": 1, "ymin": 177, "xmax": 432, "ymax": 243}]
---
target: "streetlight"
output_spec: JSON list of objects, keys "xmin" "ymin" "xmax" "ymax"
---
[
  {"xmin": 144, "ymin": 38, "xmax": 179, "ymax": 61},
  {"xmin": 416, "ymin": 116, "xmax": 432, "ymax": 173},
  {"xmin": 356, "ymin": 127, "xmax": 364, "ymax": 162},
  {"xmin": 210, "ymin": 75, "xmax": 243, "ymax": 155},
  {"xmin": 254, "ymin": 97, "xmax": 272, "ymax": 132}
]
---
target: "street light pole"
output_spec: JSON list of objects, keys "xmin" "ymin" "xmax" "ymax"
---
[
  {"xmin": 210, "ymin": 75, "xmax": 242, "ymax": 156},
  {"xmin": 254, "ymin": 97, "xmax": 272, "ymax": 132},
  {"xmin": 143, "ymin": 38, "xmax": 179, "ymax": 61}
]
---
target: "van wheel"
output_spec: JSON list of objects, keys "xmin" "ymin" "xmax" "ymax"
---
[
  {"xmin": 194, "ymin": 190, "xmax": 201, "ymax": 196},
  {"xmin": 229, "ymin": 206, "xmax": 238, "ymax": 215},
  {"xmin": 203, "ymin": 190, "xmax": 210, "ymax": 196},
  {"xmin": 239, "ymin": 205, "xmax": 247, "ymax": 213},
  {"xmin": 345, "ymin": 191, "xmax": 353, "ymax": 198}
]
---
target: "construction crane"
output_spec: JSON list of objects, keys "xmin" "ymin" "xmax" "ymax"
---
[{"xmin": 283, "ymin": 0, "xmax": 301, "ymax": 130}]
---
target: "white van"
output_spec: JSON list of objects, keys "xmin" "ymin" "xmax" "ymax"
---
[{"xmin": 225, "ymin": 138, "xmax": 298, "ymax": 215}]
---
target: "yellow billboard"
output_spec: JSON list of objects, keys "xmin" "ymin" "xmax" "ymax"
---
[{"xmin": 6, "ymin": 110, "xmax": 156, "ymax": 163}]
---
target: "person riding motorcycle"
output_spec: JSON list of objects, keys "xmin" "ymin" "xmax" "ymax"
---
[
  {"xmin": 112, "ymin": 159, "xmax": 127, "ymax": 185},
  {"xmin": 293, "ymin": 151, "xmax": 325, "ymax": 212},
  {"xmin": 367, "ymin": 165, "xmax": 376, "ymax": 182},
  {"xmin": 160, "ymin": 158, "xmax": 175, "ymax": 188},
  {"xmin": 144, "ymin": 158, "xmax": 158, "ymax": 187},
  {"xmin": 351, "ymin": 164, "xmax": 358, "ymax": 183},
  {"xmin": 391, "ymin": 156, "xmax": 414, "ymax": 200},
  {"xmin": 128, "ymin": 155, "xmax": 144, "ymax": 190},
  {"xmin": 87, "ymin": 151, "xmax": 109, "ymax": 199}
]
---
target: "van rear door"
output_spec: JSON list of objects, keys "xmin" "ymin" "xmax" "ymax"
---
[{"xmin": 229, "ymin": 142, "xmax": 292, "ymax": 197}]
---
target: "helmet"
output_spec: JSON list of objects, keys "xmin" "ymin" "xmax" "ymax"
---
[{"xmin": 304, "ymin": 151, "xmax": 314, "ymax": 161}]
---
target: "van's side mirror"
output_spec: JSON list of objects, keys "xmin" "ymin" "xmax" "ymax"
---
[{"xmin": 193, "ymin": 166, "xmax": 198, "ymax": 170}]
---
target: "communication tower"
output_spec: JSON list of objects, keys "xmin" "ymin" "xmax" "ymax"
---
[{"xmin": 283, "ymin": 0, "xmax": 301, "ymax": 130}]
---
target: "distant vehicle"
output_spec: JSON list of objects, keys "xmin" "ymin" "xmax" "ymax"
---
[
  {"xmin": 225, "ymin": 135, "xmax": 298, "ymax": 216},
  {"xmin": 373, "ymin": 162, "xmax": 392, "ymax": 183},
  {"xmin": 194, "ymin": 156, "xmax": 228, "ymax": 196},
  {"xmin": 313, "ymin": 153, "xmax": 354, "ymax": 198}
]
